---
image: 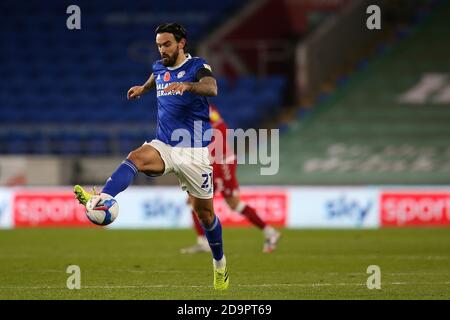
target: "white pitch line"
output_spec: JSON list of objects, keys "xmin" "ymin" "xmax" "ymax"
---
[
  {"xmin": 3, "ymin": 270, "xmax": 448, "ymax": 277},
  {"xmin": 0, "ymin": 282, "xmax": 449, "ymax": 290},
  {"xmin": 230, "ymin": 254, "xmax": 450, "ymax": 260}
]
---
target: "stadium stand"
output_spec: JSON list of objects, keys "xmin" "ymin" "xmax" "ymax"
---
[
  {"xmin": 0, "ymin": 0, "xmax": 287, "ymax": 155},
  {"xmin": 238, "ymin": 0, "xmax": 450, "ymax": 185}
]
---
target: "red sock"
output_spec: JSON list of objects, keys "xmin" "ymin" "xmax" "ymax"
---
[
  {"xmin": 192, "ymin": 210, "xmax": 205, "ymax": 236},
  {"xmin": 240, "ymin": 204, "xmax": 267, "ymax": 229}
]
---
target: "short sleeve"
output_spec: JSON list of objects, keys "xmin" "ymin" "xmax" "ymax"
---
[{"xmin": 194, "ymin": 58, "xmax": 214, "ymax": 81}]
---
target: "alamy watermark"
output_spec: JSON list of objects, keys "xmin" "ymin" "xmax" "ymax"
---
[
  {"xmin": 66, "ymin": 265, "xmax": 81, "ymax": 289},
  {"xmin": 366, "ymin": 5, "xmax": 381, "ymax": 30},
  {"xmin": 366, "ymin": 265, "xmax": 381, "ymax": 289},
  {"xmin": 64, "ymin": 5, "xmax": 279, "ymax": 175},
  {"xmin": 66, "ymin": 5, "xmax": 81, "ymax": 30},
  {"xmin": 169, "ymin": 121, "xmax": 279, "ymax": 176}
]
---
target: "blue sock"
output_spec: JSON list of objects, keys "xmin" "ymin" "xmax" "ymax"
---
[
  {"xmin": 202, "ymin": 215, "xmax": 224, "ymax": 261},
  {"xmin": 102, "ymin": 159, "xmax": 138, "ymax": 197}
]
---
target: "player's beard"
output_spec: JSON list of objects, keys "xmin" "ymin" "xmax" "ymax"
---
[{"xmin": 161, "ymin": 50, "xmax": 179, "ymax": 67}]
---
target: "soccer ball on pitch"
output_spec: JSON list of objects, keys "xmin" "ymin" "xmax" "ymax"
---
[{"xmin": 85, "ymin": 194, "xmax": 119, "ymax": 226}]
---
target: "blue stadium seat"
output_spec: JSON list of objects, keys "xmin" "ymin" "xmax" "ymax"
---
[
  {"xmin": 7, "ymin": 131, "xmax": 32, "ymax": 154},
  {"xmin": 118, "ymin": 132, "xmax": 143, "ymax": 155},
  {"xmin": 48, "ymin": 131, "xmax": 83, "ymax": 155},
  {"xmin": 85, "ymin": 131, "xmax": 111, "ymax": 156},
  {"xmin": 235, "ymin": 76, "xmax": 258, "ymax": 92},
  {"xmin": 0, "ymin": 0, "xmax": 271, "ymax": 155},
  {"xmin": 29, "ymin": 132, "xmax": 52, "ymax": 154}
]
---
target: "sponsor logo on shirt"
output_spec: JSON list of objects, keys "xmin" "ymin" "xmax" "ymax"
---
[{"xmin": 157, "ymin": 83, "xmax": 182, "ymax": 97}]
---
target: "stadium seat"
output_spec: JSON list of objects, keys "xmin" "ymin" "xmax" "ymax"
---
[
  {"xmin": 48, "ymin": 132, "xmax": 83, "ymax": 155},
  {"xmin": 7, "ymin": 131, "xmax": 32, "ymax": 154},
  {"xmin": 0, "ymin": 0, "xmax": 286, "ymax": 155},
  {"xmin": 85, "ymin": 131, "xmax": 111, "ymax": 156},
  {"xmin": 237, "ymin": 0, "xmax": 450, "ymax": 185}
]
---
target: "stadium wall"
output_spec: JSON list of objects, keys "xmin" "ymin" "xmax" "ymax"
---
[
  {"xmin": 296, "ymin": 0, "xmax": 382, "ymax": 99},
  {"xmin": 1, "ymin": 186, "xmax": 449, "ymax": 229}
]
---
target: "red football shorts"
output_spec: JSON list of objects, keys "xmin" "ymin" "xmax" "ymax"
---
[{"xmin": 212, "ymin": 160, "xmax": 239, "ymax": 198}]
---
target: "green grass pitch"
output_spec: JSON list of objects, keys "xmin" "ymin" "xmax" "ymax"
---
[{"xmin": 0, "ymin": 228, "xmax": 449, "ymax": 299}]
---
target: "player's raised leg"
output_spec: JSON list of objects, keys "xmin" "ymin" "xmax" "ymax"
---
[
  {"xmin": 74, "ymin": 144, "xmax": 165, "ymax": 206},
  {"xmin": 225, "ymin": 195, "xmax": 281, "ymax": 253},
  {"xmin": 191, "ymin": 196, "xmax": 229, "ymax": 290}
]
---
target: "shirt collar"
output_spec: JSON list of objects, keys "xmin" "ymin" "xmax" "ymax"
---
[{"xmin": 167, "ymin": 53, "xmax": 192, "ymax": 70}]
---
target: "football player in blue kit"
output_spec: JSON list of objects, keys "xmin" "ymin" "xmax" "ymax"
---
[{"xmin": 74, "ymin": 23, "xmax": 229, "ymax": 290}]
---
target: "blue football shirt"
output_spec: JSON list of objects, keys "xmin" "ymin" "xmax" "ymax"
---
[{"xmin": 152, "ymin": 54, "xmax": 212, "ymax": 147}]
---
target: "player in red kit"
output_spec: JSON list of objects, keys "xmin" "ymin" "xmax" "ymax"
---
[{"xmin": 181, "ymin": 104, "xmax": 281, "ymax": 254}]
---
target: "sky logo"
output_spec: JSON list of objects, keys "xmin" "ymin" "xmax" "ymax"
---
[
  {"xmin": 142, "ymin": 199, "xmax": 183, "ymax": 224},
  {"xmin": 325, "ymin": 195, "xmax": 373, "ymax": 226}
]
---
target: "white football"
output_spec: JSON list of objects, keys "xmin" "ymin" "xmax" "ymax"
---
[{"xmin": 85, "ymin": 194, "xmax": 119, "ymax": 226}]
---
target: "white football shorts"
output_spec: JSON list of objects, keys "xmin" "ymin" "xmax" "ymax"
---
[{"xmin": 144, "ymin": 139, "xmax": 213, "ymax": 199}]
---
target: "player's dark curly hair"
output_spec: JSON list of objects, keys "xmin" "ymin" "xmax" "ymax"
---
[{"xmin": 155, "ymin": 23, "xmax": 187, "ymax": 43}]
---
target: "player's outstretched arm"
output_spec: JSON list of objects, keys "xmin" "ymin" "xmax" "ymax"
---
[
  {"xmin": 189, "ymin": 76, "xmax": 218, "ymax": 97},
  {"xmin": 127, "ymin": 74, "xmax": 156, "ymax": 100},
  {"xmin": 163, "ymin": 76, "xmax": 218, "ymax": 97}
]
